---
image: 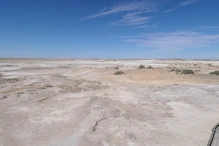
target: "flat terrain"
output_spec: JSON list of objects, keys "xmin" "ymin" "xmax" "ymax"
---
[{"xmin": 1, "ymin": 59, "xmax": 219, "ymax": 146}]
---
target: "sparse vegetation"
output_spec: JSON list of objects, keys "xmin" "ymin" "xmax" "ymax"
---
[
  {"xmin": 209, "ymin": 71, "xmax": 219, "ymax": 75},
  {"xmin": 0, "ymin": 73, "xmax": 3, "ymax": 77},
  {"xmin": 114, "ymin": 66, "xmax": 119, "ymax": 69},
  {"xmin": 170, "ymin": 68, "xmax": 195, "ymax": 74},
  {"xmin": 180, "ymin": 69, "xmax": 195, "ymax": 75},
  {"xmin": 138, "ymin": 65, "xmax": 145, "ymax": 69},
  {"xmin": 170, "ymin": 68, "xmax": 181, "ymax": 74},
  {"xmin": 146, "ymin": 66, "xmax": 154, "ymax": 69},
  {"xmin": 113, "ymin": 71, "xmax": 125, "ymax": 75},
  {"xmin": 207, "ymin": 63, "xmax": 213, "ymax": 66}
]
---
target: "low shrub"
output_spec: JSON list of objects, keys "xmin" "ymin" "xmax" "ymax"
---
[
  {"xmin": 146, "ymin": 66, "xmax": 154, "ymax": 69},
  {"xmin": 209, "ymin": 71, "xmax": 219, "ymax": 75},
  {"xmin": 170, "ymin": 68, "xmax": 181, "ymax": 74},
  {"xmin": 114, "ymin": 67, "xmax": 119, "ymax": 69},
  {"xmin": 180, "ymin": 69, "xmax": 195, "ymax": 75},
  {"xmin": 113, "ymin": 71, "xmax": 125, "ymax": 75},
  {"xmin": 138, "ymin": 65, "xmax": 145, "ymax": 69}
]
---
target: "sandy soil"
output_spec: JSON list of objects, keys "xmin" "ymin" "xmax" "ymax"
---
[{"xmin": 0, "ymin": 59, "xmax": 219, "ymax": 146}]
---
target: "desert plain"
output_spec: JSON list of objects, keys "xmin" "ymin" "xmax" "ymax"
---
[{"xmin": 0, "ymin": 59, "xmax": 219, "ymax": 146}]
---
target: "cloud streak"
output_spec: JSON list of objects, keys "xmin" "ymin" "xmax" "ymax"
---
[
  {"xmin": 83, "ymin": 0, "xmax": 201, "ymax": 28},
  {"xmin": 193, "ymin": 26, "xmax": 219, "ymax": 30},
  {"xmin": 111, "ymin": 14, "xmax": 152, "ymax": 26},
  {"xmin": 164, "ymin": 0, "xmax": 200, "ymax": 13},
  {"xmin": 82, "ymin": 0, "xmax": 164, "ymax": 20},
  {"xmin": 179, "ymin": 0, "xmax": 200, "ymax": 7},
  {"xmin": 123, "ymin": 31, "xmax": 219, "ymax": 50}
]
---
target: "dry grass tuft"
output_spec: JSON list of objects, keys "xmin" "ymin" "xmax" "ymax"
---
[
  {"xmin": 146, "ymin": 66, "xmax": 154, "ymax": 69},
  {"xmin": 209, "ymin": 71, "xmax": 219, "ymax": 75},
  {"xmin": 113, "ymin": 71, "xmax": 125, "ymax": 75},
  {"xmin": 138, "ymin": 65, "xmax": 145, "ymax": 69},
  {"xmin": 180, "ymin": 69, "xmax": 195, "ymax": 75}
]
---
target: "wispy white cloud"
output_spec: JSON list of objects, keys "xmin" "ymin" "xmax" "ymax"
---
[
  {"xmin": 193, "ymin": 26, "xmax": 219, "ymax": 30},
  {"xmin": 179, "ymin": 0, "xmax": 200, "ymax": 7},
  {"xmin": 176, "ymin": 26, "xmax": 219, "ymax": 32},
  {"xmin": 82, "ymin": 0, "xmax": 164, "ymax": 20},
  {"xmin": 111, "ymin": 14, "xmax": 152, "ymax": 26},
  {"xmin": 109, "ymin": 10, "xmax": 158, "ymax": 27},
  {"xmin": 83, "ymin": 0, "xmax": 201, "ymax": 28},
  {"xmin": 164, "ymin": 0, "xmax": 200, "ymax": 13},
  {"xmin": 135, "ymin": 24, "xmax": 157, "ymax": 28},
  {"xmin": 123, "ymin": 31, "xmax": 219, "ymax": 50}
]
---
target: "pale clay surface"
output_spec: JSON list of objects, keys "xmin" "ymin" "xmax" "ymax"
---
[{"xmin": 0, "ymin": 59, "xmax": 219, "ymax": 146}]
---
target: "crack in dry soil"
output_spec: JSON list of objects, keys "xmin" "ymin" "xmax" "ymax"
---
[{"xmin": 91, "ymin": 116, "xmax": 108, "ymax": 132}]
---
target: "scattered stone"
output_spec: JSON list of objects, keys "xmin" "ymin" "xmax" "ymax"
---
[
  {"xmin": 16, "ymin": 92, "xmax": 24, "ymax": 97},
  {"xmin": 0, "ymin": 96, "xmax": 7, "ymax": 100},
  {"xmin": 40, "ymin": 84, "xmax": 53, "ymax": 89},
  {"xmin": 0, "ymin": 78, "xmax": 20, "ymax": 84}
]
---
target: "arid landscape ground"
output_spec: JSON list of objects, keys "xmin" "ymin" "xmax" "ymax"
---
[{"xmin": 1, "ymin": 59, "xmax": 219, "ymax": 146}]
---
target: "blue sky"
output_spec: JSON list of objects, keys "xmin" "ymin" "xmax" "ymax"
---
[{"xmin": 1, "ymin": 0, "xmax": 219, "ymax": 59}]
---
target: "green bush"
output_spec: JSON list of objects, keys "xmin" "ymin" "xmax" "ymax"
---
[
  {"xmin": 209, "ymin": 71, "xmax": 219, "ymax": 75},
  {"xmin": 138, "ymin": 65, "xmax": 145, "ymax": 69},
  {"xmin": 180, "ymin": 69, "xmax": 195, "ymax": 75},
  {"xmin": 113, "ymin": 71, "xmax": 125, "ymax": 75}
]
